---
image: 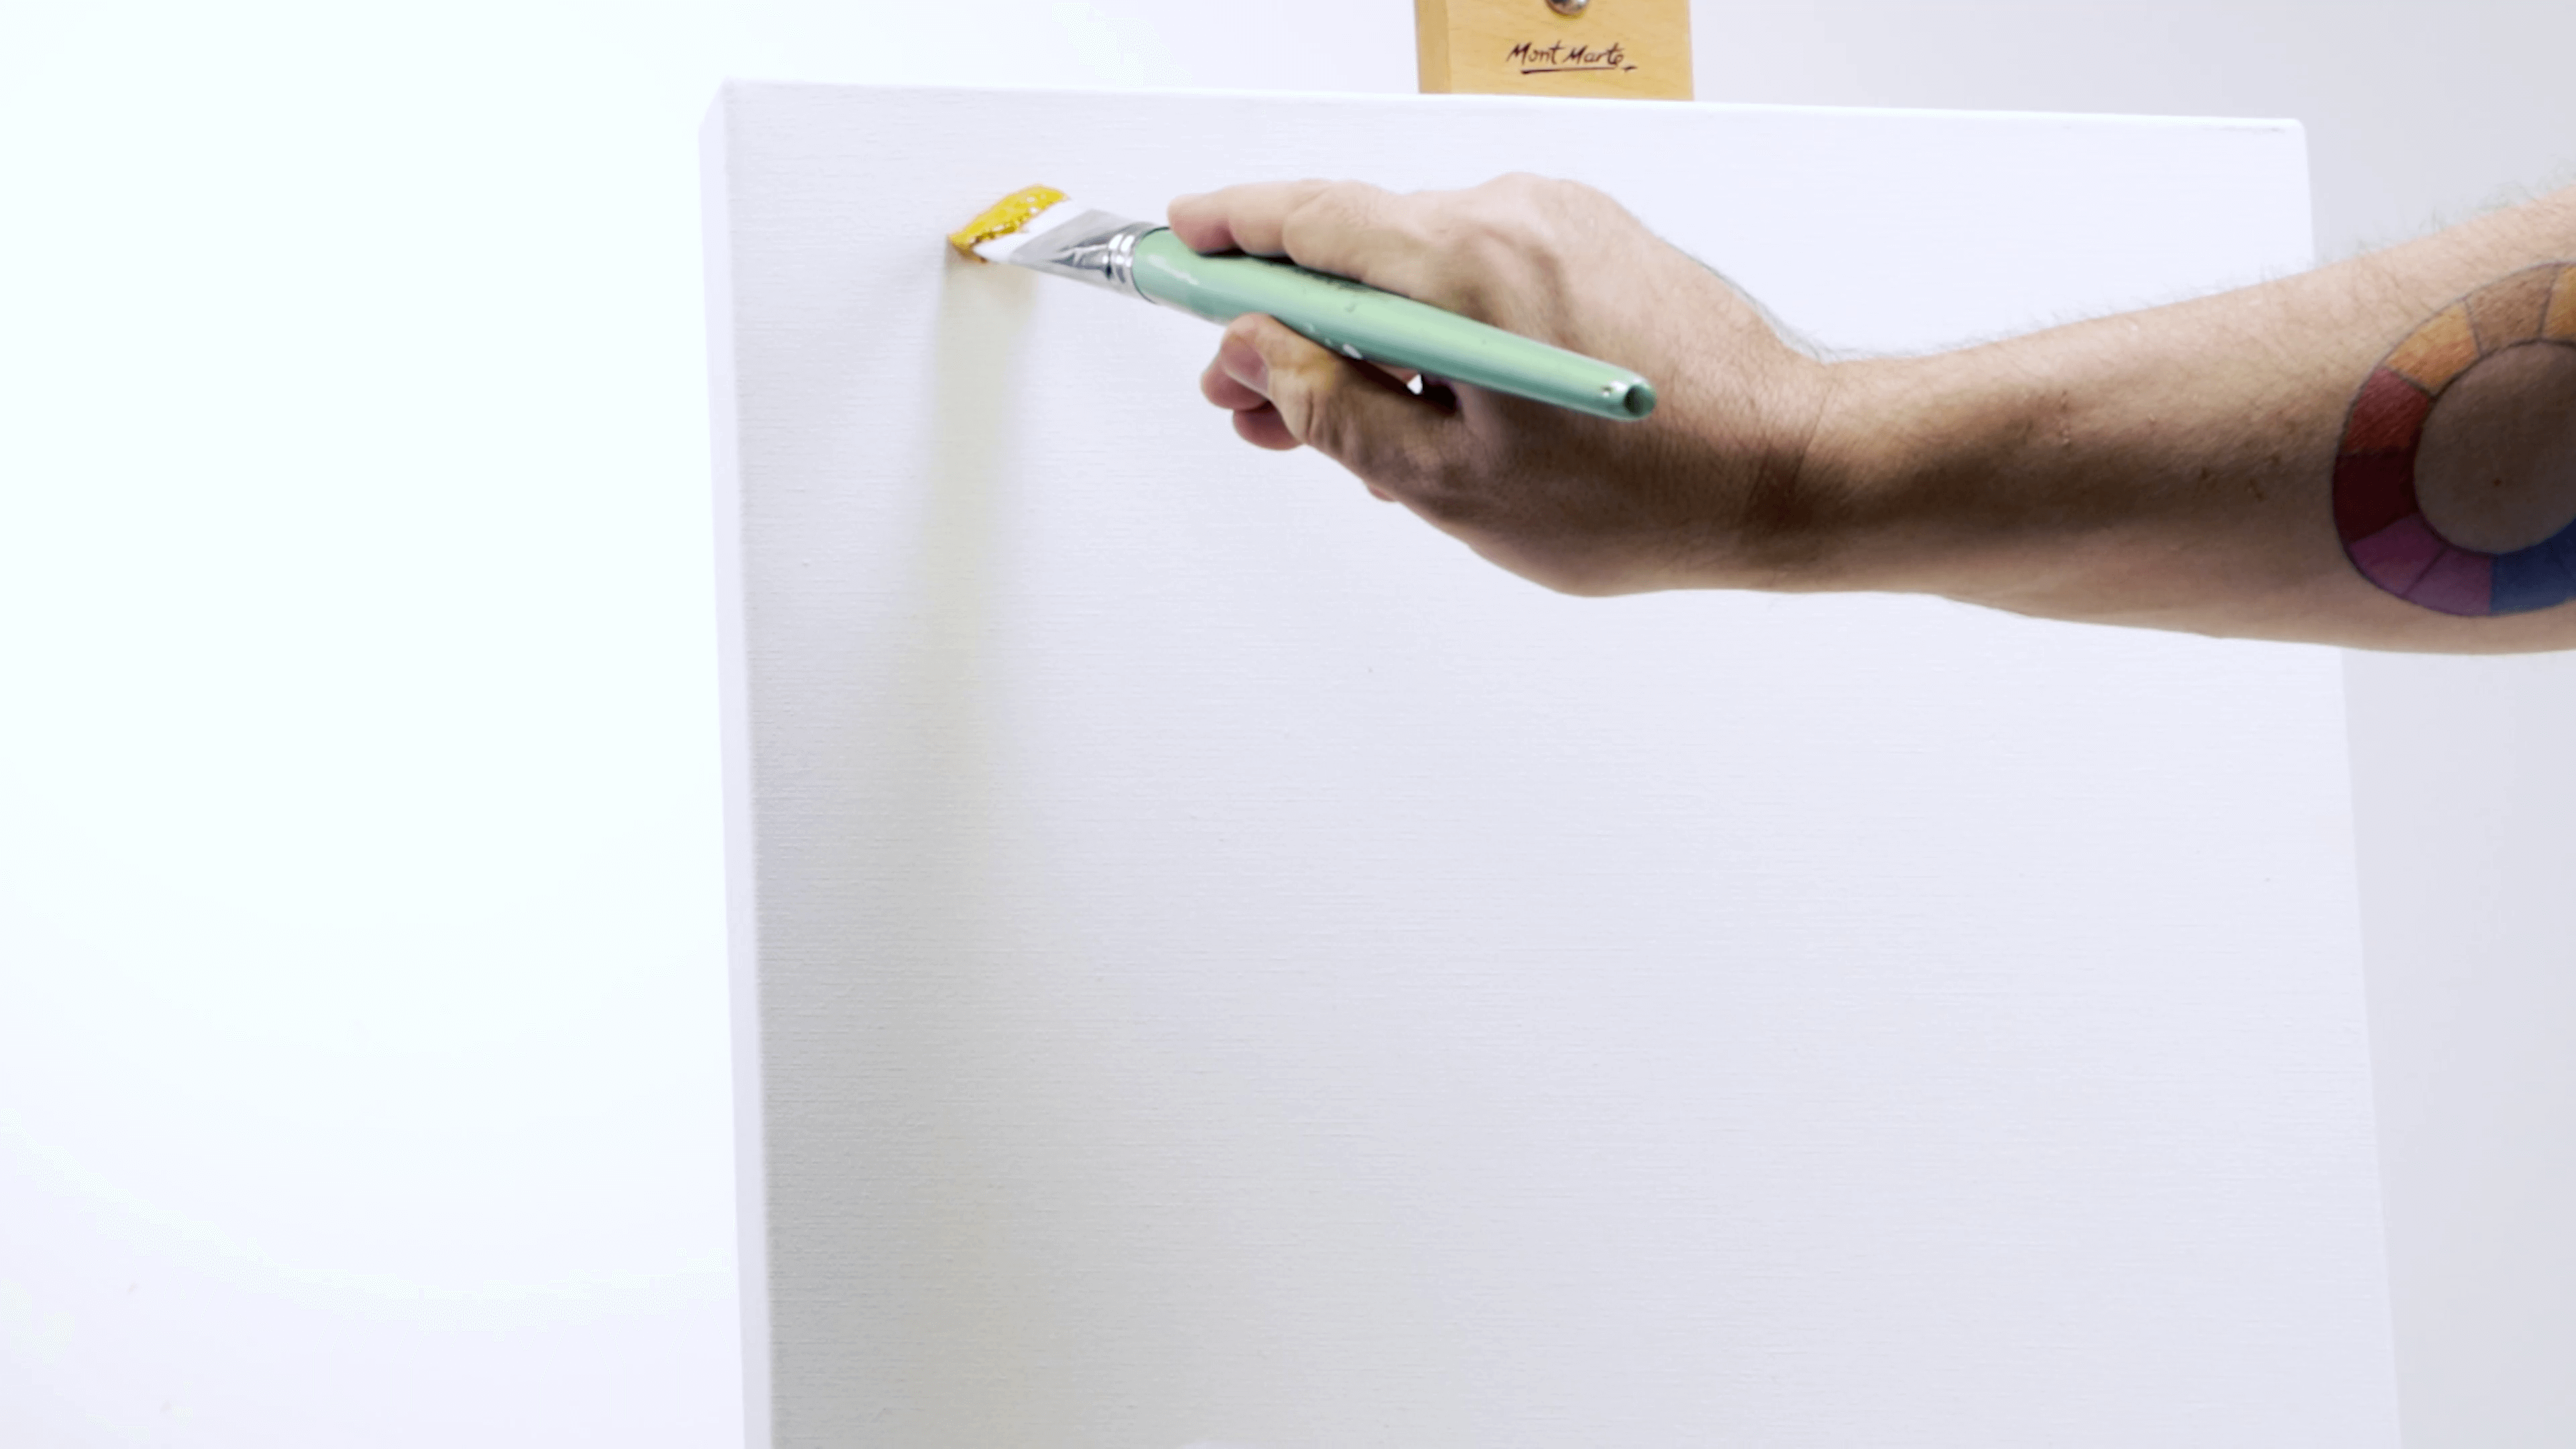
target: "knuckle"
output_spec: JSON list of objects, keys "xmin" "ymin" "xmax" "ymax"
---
[
  {"xmin": 1275, "ymin": 207, "xmax": 1324, "ymax": 260},
  {"xmin": 1284, "ymin": 183, "xmax": 1397, "ymax": 250},
  {"xmin": 1271, "ymin": 354, "xmax": 1338, "ymax": 445},
  {"xmin": 1302, "ymin": 382, "xmax": 1366, "ymax": 461},
  {"xmin": 1454, "ymin": 219, "xmax": 1519, "ymax": 266},
  {"xmin": 1305, "ymin": 180, "xmax": 1377, "ymax": 223}
]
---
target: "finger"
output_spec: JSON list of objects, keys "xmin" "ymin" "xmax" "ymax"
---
[
  {"xmin": 1171, "ymin": 180, "xmax": 1448, "ymax": 303},
  {"xmin": 1169, "ymin": 180, "xmax": 1345, "ymax": 256},
  {"xmin": 1232, "ymin": 405, "xmax": 1300, "ymax": 451},
  {"xmin": 1206, "ymin": 346, "xmax": 1397, "ymax": 480},
  {"xmin": 1222, "ymin": 313, "xmax": 1460, "ymax": 496},
  {"xmin": 1201, "ymin": 351, "xmax": 1300, "ymax": 450},
  {"xmin": 1200, "ymin": 354, "xmax": 1270, "ymax": 414}
]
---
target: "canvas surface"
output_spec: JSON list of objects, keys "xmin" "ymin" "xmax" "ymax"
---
[{"xmin": 705, "ymin": 82, "xmax": 2394, "ymax": 1448}]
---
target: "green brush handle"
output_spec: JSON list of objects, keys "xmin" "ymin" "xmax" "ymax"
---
[{"xmin": 1127, "ymin": 229, "xmax": 1656, "ymax": 422}]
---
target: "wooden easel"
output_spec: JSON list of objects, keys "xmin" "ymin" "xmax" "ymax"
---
[{"xmin": 1415, "ymin": 0, "xmax": 1692, "ymax": 101}]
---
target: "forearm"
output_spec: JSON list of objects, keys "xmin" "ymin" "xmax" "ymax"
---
[
  {"xmin": 1178, "ymin": 176, "xmax": 2576, "ymax": 651},
  {"xmin": 1808, "ymin": 185, "xmax": 2576, "ymax": 651}
]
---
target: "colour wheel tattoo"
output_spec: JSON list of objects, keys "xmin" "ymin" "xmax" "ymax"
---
[{"xmin": 2335, "ymin": 262, "xmax": 2576, "ymax": 616}]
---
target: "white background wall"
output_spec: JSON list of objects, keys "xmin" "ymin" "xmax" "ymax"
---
[{"xmin": 5, "ymin": 3, "xmax": 2570, "ymax": 1446}]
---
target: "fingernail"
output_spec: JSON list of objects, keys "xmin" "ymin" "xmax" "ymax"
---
[{"xmin": 1220, "ymin": 337, "xmax": 1269, "ymax": 397}]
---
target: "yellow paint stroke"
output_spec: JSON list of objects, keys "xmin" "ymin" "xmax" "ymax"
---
[
  {"xmin": 946, "ymin": 184, "xmax": 1069, "ymax": 260},
  {"xmin": 2546, "ymin": 266, "xmax": 2576, "ymax": 342},
  {"xmin": 2385, "ymin": 303, "xmax": 2481, "ymax": 391}
]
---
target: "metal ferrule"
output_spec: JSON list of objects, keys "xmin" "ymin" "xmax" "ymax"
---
[{"xmin": 1004, "ymin": 210, "xmax": 1159, "ymax": 301}]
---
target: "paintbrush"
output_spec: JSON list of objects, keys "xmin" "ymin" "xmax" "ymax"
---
[{"xmin": 949, "ymin": 186, "xmax": 1657, "ymax": 422}]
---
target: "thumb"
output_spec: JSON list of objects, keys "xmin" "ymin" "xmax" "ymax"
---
[{"xmin": 1220, "ymin": 313, "xmax": 1455, "ymax": 497}]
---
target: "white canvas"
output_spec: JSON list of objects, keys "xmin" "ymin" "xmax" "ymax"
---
[{"xmin": 704, "ymin": 82, "xmax": 2394, "ymax": 1448}]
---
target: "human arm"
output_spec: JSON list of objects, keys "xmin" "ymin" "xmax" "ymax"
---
[{"xmin": 1174, "ymin": 177, "xmax": 2576, "ymax": 652}]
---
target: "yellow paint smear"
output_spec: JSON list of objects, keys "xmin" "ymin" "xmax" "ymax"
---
[{"xmin": 946, "ymin": 185, "xmax": 1069, "ymax": 260}]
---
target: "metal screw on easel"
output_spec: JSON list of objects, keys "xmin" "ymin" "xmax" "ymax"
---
[{"xmin": 1547, "ymin": 0, "xmax": 1590, "ymax": 14}]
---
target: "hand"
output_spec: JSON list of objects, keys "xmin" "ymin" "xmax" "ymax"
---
[{"xmin": 1171, "ymin": 175, "xmax": 1835, "ymax": 595}]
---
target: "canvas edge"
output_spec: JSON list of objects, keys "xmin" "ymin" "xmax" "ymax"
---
[
  {"xmin": 700, "ymin": 80, "xmax": 775, "ymax": 1449},
  {"xmin": 708, "ymin": 74, "xmax": 2310, "ymax": 136},
  {"xmin": 2267, "ymin": 117, "xmax": 2416, "ymax": 1448}
]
